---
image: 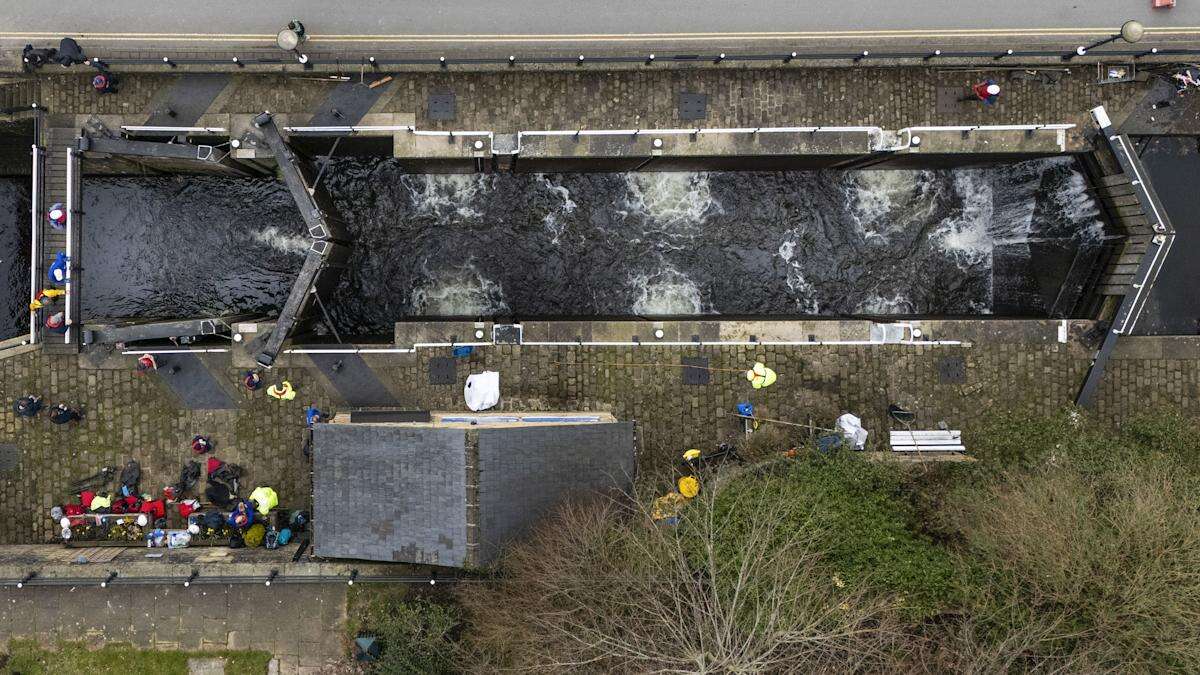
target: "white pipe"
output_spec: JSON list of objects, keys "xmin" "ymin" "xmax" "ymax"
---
[
  {"xmin": 28, "ymin": 146, "xmax": 40, "ymax": 345},
  {"xmin": 119, "ymin": 349, "xmax": 230, "ymax": 354},
  {"xmin": 63, "ymin": 148, "xmax": 73, "ymax": 344},
  {"xmin": 120, "ymin": 126, "xmax": 227, "ymax": 133}
]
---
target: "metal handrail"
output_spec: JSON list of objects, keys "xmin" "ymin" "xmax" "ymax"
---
[{"xmin": 28, "ymin": 145, "xmax": 42, "ymax": 345}]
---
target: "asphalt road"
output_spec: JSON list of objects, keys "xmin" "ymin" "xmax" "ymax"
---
[{"xmin": 2, "ymin": 0, "xmax": 1200, "ymax": 53}]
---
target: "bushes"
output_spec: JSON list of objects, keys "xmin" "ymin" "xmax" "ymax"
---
[
  {"xmin": 345, "ymin": 585, "xmax": 461, "ymax": 675},
  {"xmin": 457, "ymin": 493, "xmax": 905, "ymax": 673}
]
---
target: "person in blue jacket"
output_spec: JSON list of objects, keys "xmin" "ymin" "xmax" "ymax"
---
[
  {"xmin": 227, "ymin": 499, "xmax": 255, "ymax": 529},
  {"xmin": 47, "ymin": 251, "xmax": 68, "ymax": 284},
  {"xmin": 305, "ymin": 404, "xmax": 325, "ymax": 428}
]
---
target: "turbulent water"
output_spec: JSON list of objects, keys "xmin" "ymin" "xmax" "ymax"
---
[
  {"xmin": 76, "ymin": 157, "xmax": 1105, "ymax": 335},
  {"xmin": 0, "ymin": 179, "xmax": 30, "ymax": 340}
]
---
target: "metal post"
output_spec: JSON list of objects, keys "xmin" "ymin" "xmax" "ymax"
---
[
  {"xmin": 784, "ymin": 51, "xmax": 797, "ymax": 63},
  {"xmin": 183, "ymin": 570, "xmax": 199, "ymax": 587},
  {"xmin": 439, "ymin": 56, "xmax": 446, "ymax": 67},
  {"xmin": 1135, "ymin": 47, "xmax": 1159, "ymax": 58},
  {"xmin": 508, "ymin": 55, "xmax": 516, "ymax": 66},
  {"xmin": 923, "ymin": 49, "xmax": 942, "ymax": 61},
  {"xmin": 714, "ymin": 53, "xmax": 725, "ymax": 63},
  {"xmin": 993, "ymin": 49, "xmax": 1013, "ymax": 60},
  {"xmin": 17, "ymin": 572, "xmax": 35, "ymax": 588},
  {"xmin": 367, "ymin": 56, "xmax": 377, "ymax": 67},
  {"xmin": 101, "ymin": 571, "xmax": 118, "ymax": 588},
  {"xmin": 1063, "ymin": 45, "xmax": 1090, "ymax": 60},
  {"xmin": 162, "ymin": 56, "xmax": 175, "ymax": 67},
  {"xmin": 645, "ymin": 54, "xmax": 655, "ymax": 65},
  {"xmin": 232, "ymin": 56, "xmax": 244, "ymax": 67},
  {"xmin": 853, "ymin": 50, "xmax": 870, "ymax": 62}
]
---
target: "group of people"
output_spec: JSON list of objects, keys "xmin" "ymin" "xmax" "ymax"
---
[
  {"xmin": 22, "ymin": 38, "xmax": 117, "ymax": 94},
  {"xmin": 12, "ymin": 394, "xmax": 84, "ymax": 425}
]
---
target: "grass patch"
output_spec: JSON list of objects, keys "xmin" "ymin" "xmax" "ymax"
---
[{"xmin": 0, "ymin": 640, "xmax": 271, "ymax": 675}]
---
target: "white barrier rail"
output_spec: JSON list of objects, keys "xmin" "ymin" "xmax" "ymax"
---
[
  {"xmin": 28, "ymin": 145, "xmax": 42, "ymax": 345},
  {"xmin": 63, "ymin": 148, "xmax": 74, "ymax": 345}
]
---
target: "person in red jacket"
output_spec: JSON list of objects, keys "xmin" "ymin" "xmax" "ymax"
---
[{"xmin": 966, "ymin": 79, "xmax": 1001, "ymax": 105}]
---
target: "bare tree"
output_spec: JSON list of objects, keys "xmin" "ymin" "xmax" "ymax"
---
[{"xmin": 457, "ymin": 484, "xmax": 903, "ymax": 673}]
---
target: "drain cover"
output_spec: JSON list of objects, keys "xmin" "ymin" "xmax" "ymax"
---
[
  {"xmin": 0, "ymin": 444, "xmax": 21, "ymax": 473},
  {"xmin": 429, "ymin": 357, "xmax": 456, "ymax": 385},
  {"xmin": 938, "ymin": 356, "xmax": 966, "ymax": 384},
  {"xmin": 493, "ymin": 324, "xmax": 523, "ymax": 345},
  {"xmin": 936, "ymin": 86, "xmax": 965, "ymax": 114},
  {"xmin": 428, "ymin": 92, "xmax": 456, "ymax": 120},
  {"xmin": 681, "ymin": 357, "xmax": 710, "ymax": 385},
  {"xmin": 678, "ymin": 92, "xmax": 708, "ymax": 121}
]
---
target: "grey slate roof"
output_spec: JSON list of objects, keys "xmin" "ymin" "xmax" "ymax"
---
[
  {"xmin": 476, "ymin": 422, "xmax": 636, "ymax": 564},
  {"xmin": 312, "ymin": 425, "xmax": 468, "ymax": 566}
]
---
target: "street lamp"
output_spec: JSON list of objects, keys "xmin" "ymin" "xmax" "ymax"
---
[{"xmin": 1065, "ymin": 20, "xmax": 1145, "ymax": 60}]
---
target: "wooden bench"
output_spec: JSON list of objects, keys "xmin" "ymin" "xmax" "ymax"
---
[{"xmin": 889, "ymin": 430, "xmax": 965, "ymax": 453}]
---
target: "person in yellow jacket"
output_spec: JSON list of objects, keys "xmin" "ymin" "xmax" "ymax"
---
[
  {"xmin": 249, "ymin": 486, "xmax": 279, "ymax": 515},
  {"xmin": 745, "ymin": 361, "xmax": 777, "ymax": 389},
  {"xmin": 267, "ymin": 381, "xmax": 296, "ymax": 401}
]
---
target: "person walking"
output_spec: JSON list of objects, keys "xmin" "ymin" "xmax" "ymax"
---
[
  {"xmin": 12, "ymin": 395, "xmax": 43, "ymax": 418},
  {"xmin": 305, "ymin": 404, "xmax": 325, "ymax": 428},
  {"xmin": 191, "ymin": 435, "xmax": 213, "ymax": 455},
  {"xmin": 91, "ymin": 69, "xmax": 118, "ymax": 95},
  {"xmin": 243, "ymin": 370, "xmax": 263, "ymax": 391},
  {"xmin": 964, "ymin": 79, "xmax": 1001, "ymax": 105},
  {"xmin": 47, "ymin": 203, "xmax": 66, "ymax": 230},
  {"xmin": 44, "ymin": 311, "xmax": 68, "ymax": 335},
  {"xmin": 48, "ymin": 403, "xmax": 84, "ymax": 425},
  {"xmin": 135, "ymin": 353, "xmax": 157, "ymax": 374}
]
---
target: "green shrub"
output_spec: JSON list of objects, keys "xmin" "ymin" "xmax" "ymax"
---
[
  {"xmin": 346, "ymin": 586, "xmax": 461, "ymax": 675},
  {"xmin": 708, "ymin": 453, "xmax": 959, "ymax": 618}
]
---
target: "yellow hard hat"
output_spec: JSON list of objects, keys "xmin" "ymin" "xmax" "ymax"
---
[
  {"xmin": 678, "ymin": 476, "xmax": 700, "ymax": 498},
  {"xmin": 683, "ymin": 449, "xmax": 702, "ymax": 461}
]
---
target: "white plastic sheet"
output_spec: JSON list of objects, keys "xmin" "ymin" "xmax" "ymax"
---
[
  {"xmin": 836, "ymin": 413, "xmax": 869, "ymax": 450},
  {"xmin": 464, "ymin": 371, "xmax": 500, "ymax": 411}
]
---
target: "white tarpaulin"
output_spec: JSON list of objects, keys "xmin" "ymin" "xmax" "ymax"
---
[
  {"xmin": 836, "ymin": 413, "xmax": 869, "ymax": 450},
  {"xmin": 464, "ymin": 371, "xmax": 500, "ymax": 411}
]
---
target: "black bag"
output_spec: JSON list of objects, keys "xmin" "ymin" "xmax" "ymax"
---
[
  {"xmin": 228, "ymin": 532, "xmax": 245, "ymax": 548},
  {"xmin": 175, "ymin": 461, "xmax": 201, "ymax": 494},
  {"xmin": 264, "ymin": 528, "xmax": 279, "ymax": 550},
  {"xmin": 202, "ymin": 511, "xmax": 224, "ymax": 531},
  {"xmin": 205, "ymin": 482, "xmax": 233, "ymax": 509},
  {"xmin": 288, "ymin": 510, "xmax": 309, "ymax": 532},
  {"xmin": 120, "ymin": 460, "xmax": 141, "ymax": 491}
]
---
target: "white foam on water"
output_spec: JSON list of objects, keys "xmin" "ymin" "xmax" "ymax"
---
[
  {"xmin": 847, "ymin": 171, "xmax": 938, "ymax": 243},
  {"xmin": 537, "ymin": 174, "xmax": 577, "ymax": 243},
  {"xmin": 410, "ymin": 264, "xmax": 509, "ymax": 316},
  {"xmin": 621, "ymin": 172, "xmax": 719, "ymax": 235},
  {"xmin": 403, "ymin": 174, "xmax": 487, "ymax": 220},
  {"xmin": 930, "ymin": 170, "xmax": 1001, "ymax": 266},
  {"xmin": 629, "ymin": 267, "xmax": 704, "ymax": 315},
  {"xmin": 1051, "ymin": 168, "xmax": 1105, "ymax": 240},
  {"xmin": 777, "ymin": 230, "xmax": 820, "ymax": 313},
  {"xmin": 855, "ymin": 292, "xmax": 914, "ymax": 315},
  {"xmin": 251, "ymin": 226, "xmax": 311, "ymax": 255}
]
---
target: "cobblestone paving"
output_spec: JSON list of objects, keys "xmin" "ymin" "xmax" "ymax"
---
[
  {"xmin": 3, "ymin": 325, "xmax": 1190, "ymax": 546},
  {"xmin": 30, "ymin": 66, "xmax": 1150, "ymax": 132},
  {"xmin": 0, "ymin": 583, "xmax": 348, "ymax": 674}
]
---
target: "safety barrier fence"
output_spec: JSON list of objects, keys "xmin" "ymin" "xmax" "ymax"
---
[
  {"xmin": 69, "ymin": 45, "xmax": 1200, "ymax": 72},
  {"xmin": 28, "ymin": 145, "xmax": 43, "ymax": 345},
  {"xmin": 280, "ymin": 122, "xmax": 1074, "ymax": 154}
]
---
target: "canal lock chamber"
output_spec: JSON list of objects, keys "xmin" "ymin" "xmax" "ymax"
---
[{"xmin": 62, "ymin": 123, "xmax": 1124, "ymax": 351}]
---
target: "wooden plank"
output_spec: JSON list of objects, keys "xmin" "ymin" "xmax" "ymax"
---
[
  {"xmin": 1104, "ymin": 194, "xmax": 1141, "ymax": 208},
  {"xmin": 892, "ymin": 445, "xmax": 967, "ymax": 453},
  {"xmin": 1099, "ymin": 174, "xmax": 1132, "ymax": 187}
]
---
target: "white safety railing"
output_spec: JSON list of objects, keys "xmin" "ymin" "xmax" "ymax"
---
[
  {"xmin": 28, "ymin": 145, "xmax": 42, "ymax": 345},
  {"xmin": 63, "ymin": 148, "xmax": 74, "ymax": 344},
  {"xmin": 120, "ymin": 126, "xmax": 228, "ymax": 134}
]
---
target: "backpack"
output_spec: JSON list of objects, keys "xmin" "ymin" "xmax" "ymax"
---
[
  {"xmin": 120, "ymin": 460, "xmax": 141, "ymax": 491},
  {"xmin": 228, "ymin": 532, "xmax": 245, "ymax": 548},
  {"xmin": 202, "ymin": 511, "xmax": 224, "ymax": 531},
  {"xmin": 205, "ymin": 483, "xmax": 233, "ymax": 509},
  {"xmin": 264, "ymin": 528, "xmax": 280, "ymax": 550}
]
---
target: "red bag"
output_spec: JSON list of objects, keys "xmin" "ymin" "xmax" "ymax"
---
[
  {"xmin": 64, "ymin": 503, "xmax": 85, "ymax": 516},
  {"xmin": 80, "ymin": 490, "xmax": 95, "ymax": 508},
  {"xmin": 139, "ymin": 499, "xmax": 166, "ymax": 520},
  {"xmin": 206, "ymin": 457, "xmax": 223, "ymax": 476},
  {"xmin": 178, "ymin": 499, "xmax": 199, "ymax": 518}
]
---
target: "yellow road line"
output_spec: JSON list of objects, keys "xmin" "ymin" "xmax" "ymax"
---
[{"xmin": 2, "ymin": 27, "xmax": 1200, "ymax": 43}]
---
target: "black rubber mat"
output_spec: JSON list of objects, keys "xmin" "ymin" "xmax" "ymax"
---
[
  {"xmin": 428, "ymin": 357, "xmax": 456, "ymax": 385},
  {"xmin": 309, "ymin": 77, "xmax": 391, "ymax": 127},
  {"xmin": 349, "ymin": 409, "xmax": 432, "ymax": 423},
  {"xmin": 681, "ymin": 357, "xmax": 710, "ymax": 385},
  {"xmin": 143, "ymin": 74, "xmax": 230, "ymax": 127},
  {"xmin": 309, "ymin": 353, "xmax": 399, "ymax": 407},
  {"xmin": 153, "ymin": 353, "xmax": 237, "ymax": 410}
]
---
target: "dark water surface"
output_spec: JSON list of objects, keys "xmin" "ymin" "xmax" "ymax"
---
[
  {"xmin": 1131, "ymin": 136, "xmax": 1200, "ymax": 336},
  {"xmin": 79, "ymin": 157, "xmax": 1105, "ymax": 335},
  {"xmin": 0, "ymin": 179, "xmax": 30, "ymax": 340}
]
